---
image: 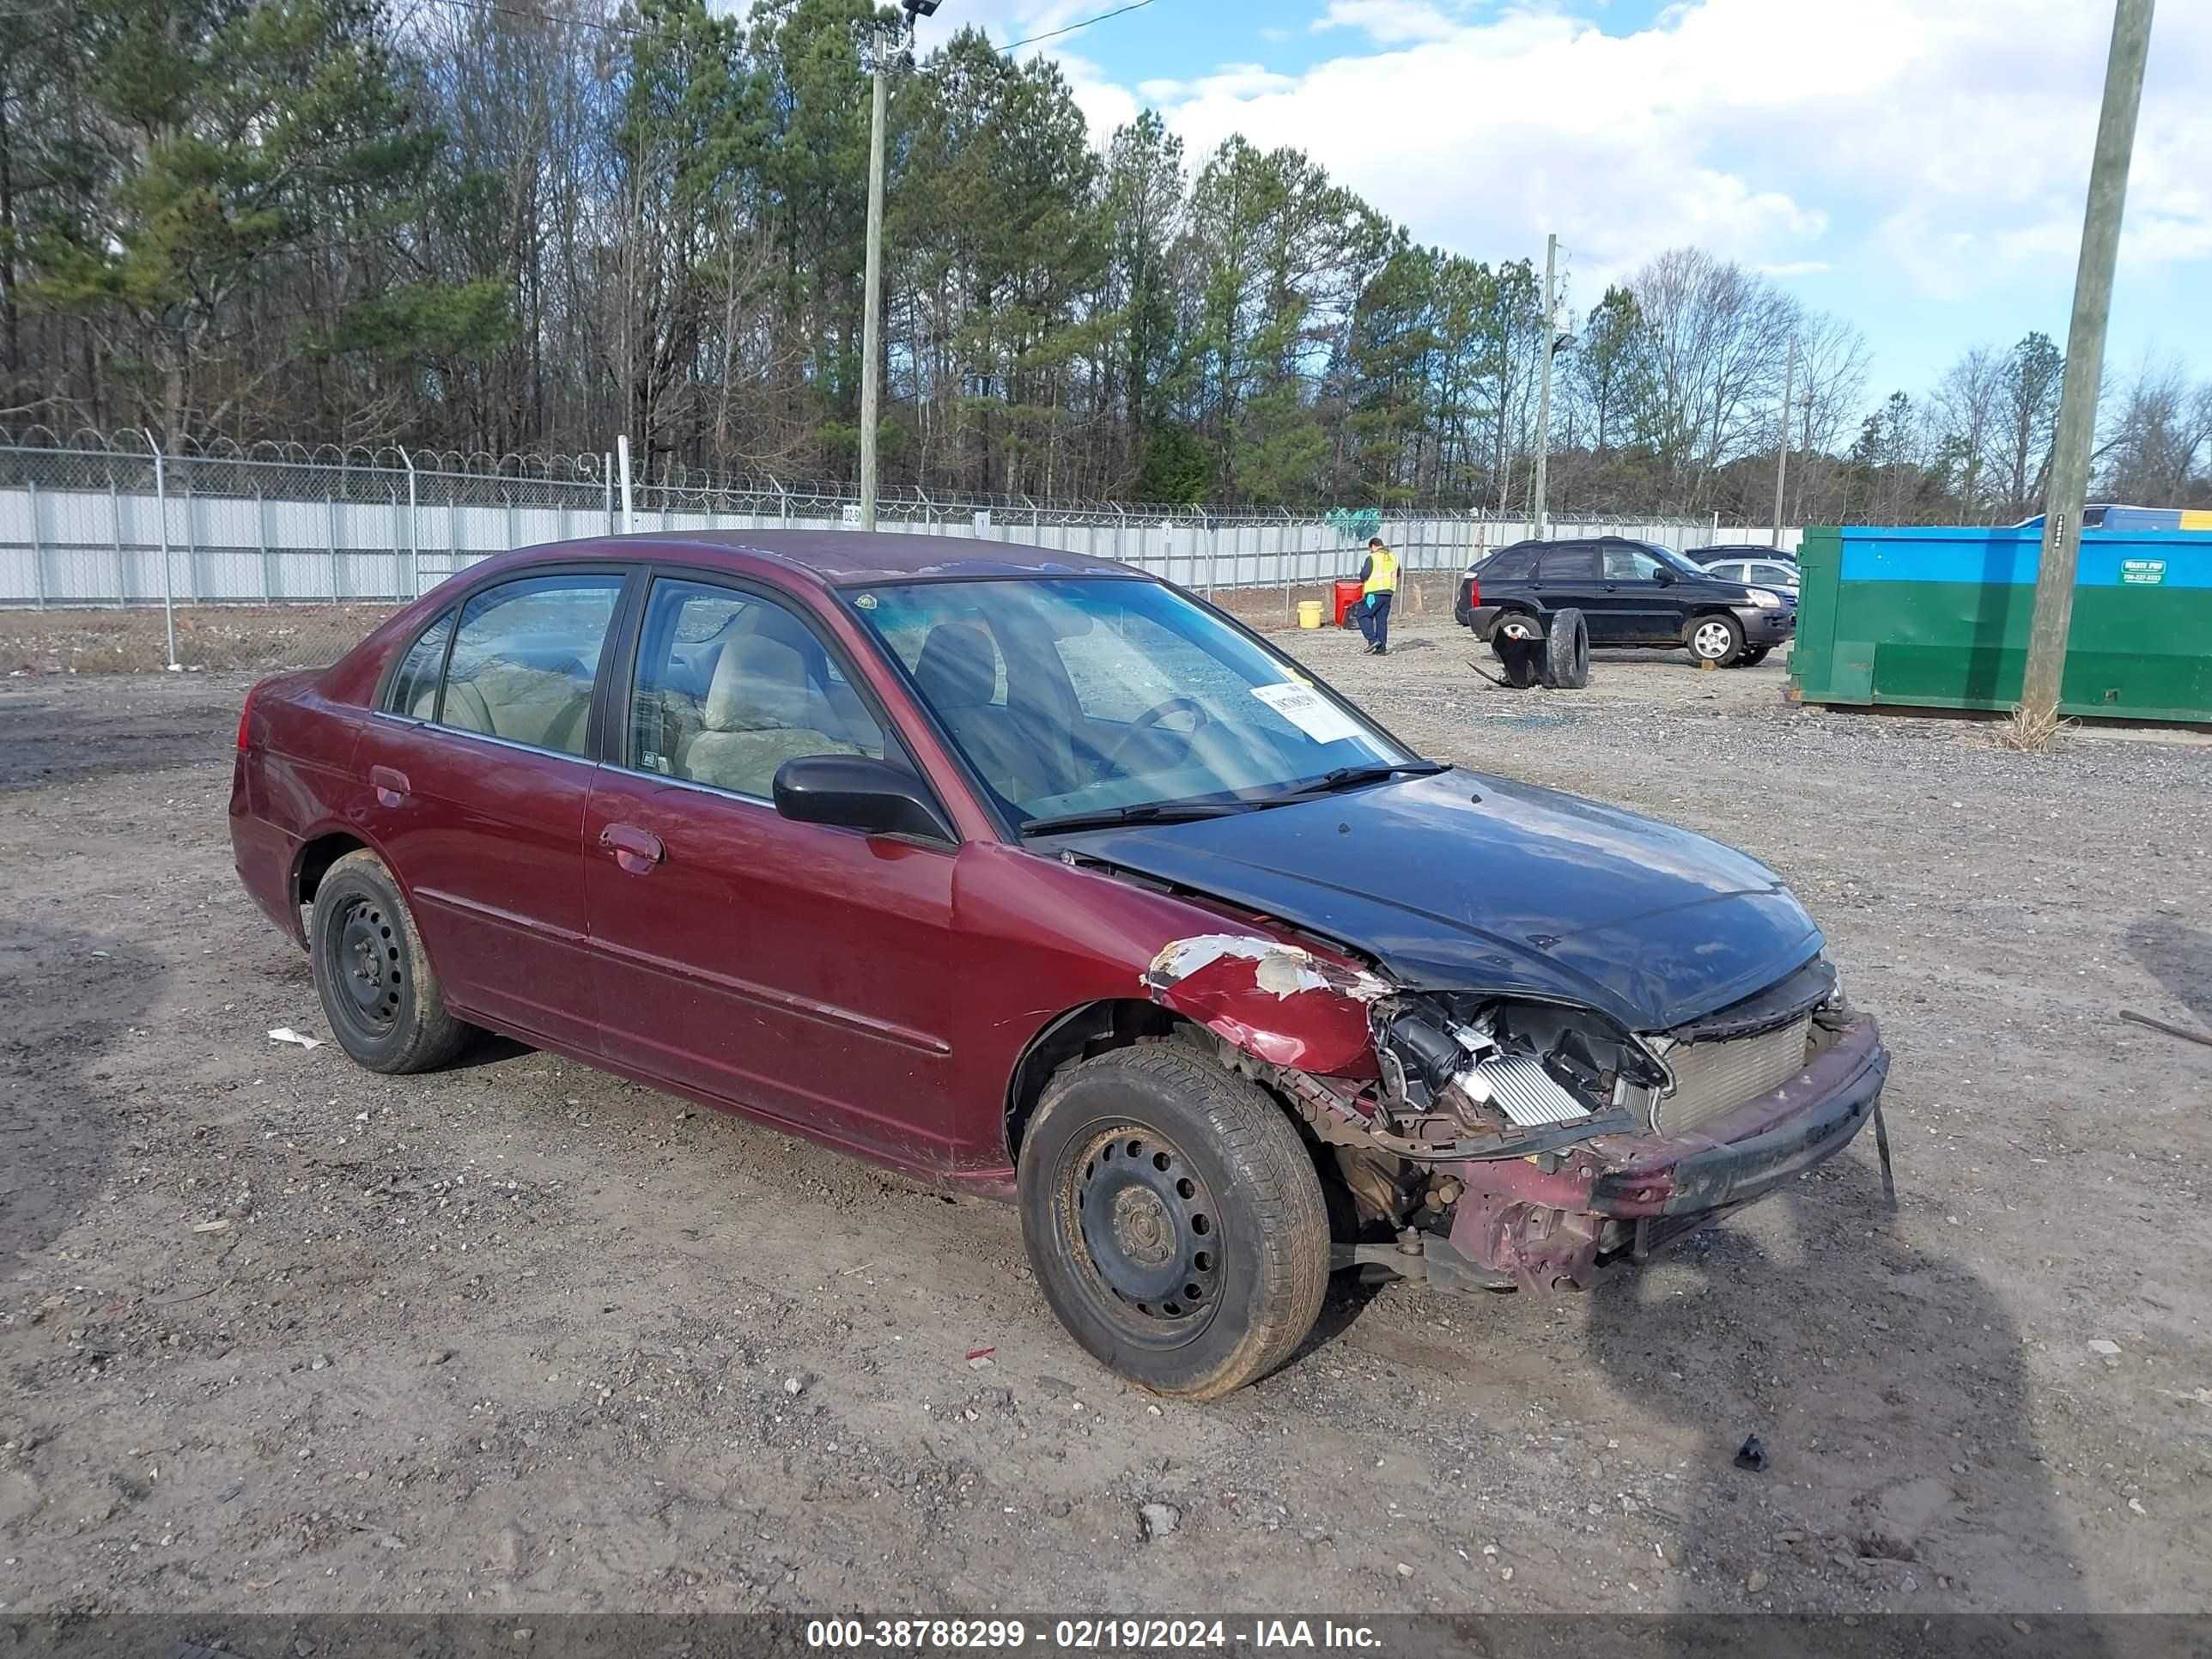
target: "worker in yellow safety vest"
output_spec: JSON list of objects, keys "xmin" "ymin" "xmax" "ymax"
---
[{"xmin": 1354, "ymin": 536, "xmax": 1398, "ymax": 655}]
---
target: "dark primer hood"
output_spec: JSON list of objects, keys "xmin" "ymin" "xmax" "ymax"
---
[{"xmin": 1055, "ymin": 769, "xmax": 1823, "ymax": 1033}]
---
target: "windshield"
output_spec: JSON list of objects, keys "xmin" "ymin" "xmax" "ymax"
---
[
  {"xmin": 1635, "ymin": 541, "xmax": 1710, "ymax": 576},
  {"xmin": 848, "ymin": 577, "xmax": 1417, "ymax": 828}
]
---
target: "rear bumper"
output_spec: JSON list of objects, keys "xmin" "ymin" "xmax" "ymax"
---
[
  {"xmin": 1432, "ymin": 1013, "xmax": 1887, "ymax": 1291},
  {"xmin": 228, "ymin": 753, "xmax": 307, "ymax": 945}
]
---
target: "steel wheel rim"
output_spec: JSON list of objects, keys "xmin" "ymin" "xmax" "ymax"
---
[
  {"xmin": 331, "ymin": 896, "xmax": 404, "ymax": 1036},
  {"xmin": 1061, "ymin": 1124, "xmax": 1224, "ymax": 1348},
  {"xmin": 1501, "ymin": 618, "xmax": 1536, "ymax": 640},
  {"xmin": 1692, "ymin": 621, "xmax": 1733, "ymax": 659}
]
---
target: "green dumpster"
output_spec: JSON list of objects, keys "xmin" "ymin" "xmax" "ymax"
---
[{"xmin": 1790, "ymin": 524, "xmax": 2212, "ymax": 724}]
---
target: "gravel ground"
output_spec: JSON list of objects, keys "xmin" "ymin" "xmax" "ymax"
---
[{"xmin": 2, "ymin": 617, "xmax": 2209, "ymax": 1620}]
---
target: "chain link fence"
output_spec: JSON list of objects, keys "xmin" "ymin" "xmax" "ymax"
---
[{"xmin": 0, "ymin": 425, "xmax": 1745, "ymax": 672}]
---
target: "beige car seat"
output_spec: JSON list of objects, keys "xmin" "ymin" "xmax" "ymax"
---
[{"xmin": 680, "ymin": 635, "xmax": 861, "ymax": 797}]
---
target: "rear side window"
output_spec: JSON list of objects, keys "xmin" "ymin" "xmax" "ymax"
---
[
  {"xmin": 437, "ymin": 574, "xmax": 624, "ymax": 757},
  {"xmin": 1480, "ymin": 548, "xmax": 1536, "ymax": 580},
  {"xmin": 386, "ymin": 611, "xmax": 453, "ymax": 719},
  {"xmin": 1538, "ymin": 546, "xmax": 1597, "ymax": 582}
]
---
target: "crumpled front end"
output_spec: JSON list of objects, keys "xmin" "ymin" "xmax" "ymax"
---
[{"xmin": 1140, "ymin": 932, "xmax": 1888, "ymax": 1295}]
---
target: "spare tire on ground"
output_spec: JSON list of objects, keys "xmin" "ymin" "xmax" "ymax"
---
[{"xmin": 1540, "ymin": 607, "xmax": 1590, "ymax": 690}]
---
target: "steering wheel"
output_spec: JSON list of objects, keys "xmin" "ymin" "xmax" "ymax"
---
[{"xmin": 1106, "ymin": 696, "xmax": 1212, "ymax": 773}]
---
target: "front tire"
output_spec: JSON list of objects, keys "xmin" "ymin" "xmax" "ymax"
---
[
  {"xmin": 1018, "ymin": 1046, "xmax": 1329, "ymax": 1400},
  {"xmin": 1735, "ymin": 645, "xmax": 1771, "ymax": 667},
  {"xmin": 1686, "ymin": 613, "xmax": 1745, "ymax": 666},
  {"xmin": 309, "ymin": 849, "xmax": 473, "ymax": 1073}
]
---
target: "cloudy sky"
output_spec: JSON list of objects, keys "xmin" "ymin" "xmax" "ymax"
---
[{"xmin": 911, "ymin": 0, "xmax": 2212, "ymax": 401}]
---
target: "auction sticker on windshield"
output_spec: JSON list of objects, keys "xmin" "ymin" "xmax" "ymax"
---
[{"xmin": 1250, "ymin": 681, "xmax": 1364, "ymax": 743}]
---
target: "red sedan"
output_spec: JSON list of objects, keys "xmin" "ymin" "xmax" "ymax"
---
[{"xmin": 231, "ymin": 533, "xmax": 1888, "ymax": 1398}]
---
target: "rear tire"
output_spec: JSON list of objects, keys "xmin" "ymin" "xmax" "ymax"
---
[
  {"xmin": 1542, "ymin": 608, "xmax": 1590, "ymax": 689},
  {"xmin": 1018, "ymin": 1046, "xmax": 1329, "ymax": 1400},
  {"xmin": 310, "ymin": 849, "xmax": 473, "ymax": 1073},
  {"xmin": 1489, "ymin": 611, "xmax": 1541, "ymax": 660},
  {"xmin": 1685, "ymin": 612, "xmax": 1745, "ymax": 666}
]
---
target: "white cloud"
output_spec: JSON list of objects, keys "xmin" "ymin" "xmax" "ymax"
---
[
  {"xmin": 1078, "ymin": 0, "xmax": 2212, "ymax": 317},
  {"xmin": 1051, "ymin": 52, "xmax": 1142, "ymax": 143},
  {"xmin": 1311, "ymin": 0, "xmax": 1468, "ymax": 45}
]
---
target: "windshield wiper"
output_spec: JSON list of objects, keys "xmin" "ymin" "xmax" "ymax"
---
[
  {"xmin": 1021, "ymin": 800, "xmax": 1258, "ymax": 836},
  {"xmin": 1249, "ymin": 760, "xmax": 1448, "ymax": 806}
]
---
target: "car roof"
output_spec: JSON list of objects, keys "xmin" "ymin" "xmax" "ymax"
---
[{"xmin": 501, "ymin": 528, "xmax": 1141, "ymax": 588}]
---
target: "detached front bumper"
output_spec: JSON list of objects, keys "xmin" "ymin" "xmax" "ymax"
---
[{"xmin": 1424, "ymin": 1013, "xmax": 1887, "ymax": 1293}]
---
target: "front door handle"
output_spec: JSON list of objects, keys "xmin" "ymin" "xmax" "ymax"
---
[
  {"xmin": 370, "ymin": 765, "xmax": 410, "ymax": 807},
  {"xmin": 599, "ymin": 822, "xmax": 664, "ymax": 876}
]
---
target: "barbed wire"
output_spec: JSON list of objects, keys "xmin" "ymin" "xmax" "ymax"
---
[{"xmin": 0, "ymin": 422, "xmax": 1728, "ymax": 528}]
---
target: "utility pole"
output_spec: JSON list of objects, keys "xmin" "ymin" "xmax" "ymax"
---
[
  {"xmin": 1530, "ymin": 232, "xmax": 1557, "ymax": 535},
  {"xmin": 1771, "ymin": 334, "xmax": 1796, "ymax": 544},
  {"xmin": 2021, "ymin": 0, "xmax": 2155, "ymax": 726},
  {"xmin": 859, "ymin": 54, "xmax": 889, "ymax": 532},
  {"xmin": 859, "ymin": 3, "xmax": 938, "ymax": 532}
]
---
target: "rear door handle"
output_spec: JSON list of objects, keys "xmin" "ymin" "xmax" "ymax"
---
[
  {"xmin": 370, "ymin": 765, "xmax": 410, "ymax": 807},
  {"xmin": 599, "ymin": 822, "xmax": 665, "ymax": 876}
]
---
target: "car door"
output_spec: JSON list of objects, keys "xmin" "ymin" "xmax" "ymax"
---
[
  {"xmin": 353, "ymin": 568, "xmax": 629, "ymax": 1046},
  {"xmin": 582, "ymin": 571, "xmax": 963, "ymax": 1167},
  {"xmin": 1595, "ymin": 543, "xmax": 1686, "ymax": 643},
  {"xmin": 1529, "ymin": 543, "xmax": 1601, "ymax": 631}
]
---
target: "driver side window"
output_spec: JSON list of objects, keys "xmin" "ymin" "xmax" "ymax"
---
[
  {"xmin": 1604, "ymin": 546, "xmax": 1665, "ymax": 582},
  {"xmin": 629, "ymin": 579, "xmax": 885, "ymax": 800}
]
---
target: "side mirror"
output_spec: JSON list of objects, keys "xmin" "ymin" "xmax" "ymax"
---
[
  {"xmin": 773, "ymin": 754, "xmax": 957, "ymax": 842},
  {"xmin": 1650, "ymin": 564, "xmax": 1676, "ymax": 586}
]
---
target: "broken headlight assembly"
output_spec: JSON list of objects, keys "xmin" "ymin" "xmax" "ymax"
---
[{"xmin": 1372, "ymin": 995, "xmax": 1667, "ymax": 1155}]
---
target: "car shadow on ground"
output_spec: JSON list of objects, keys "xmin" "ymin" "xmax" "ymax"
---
[
  {"xmin": 0, "ymin": 926, "xmax": 161, "ymax": 1276},
  {"xmin": 1580, "ymin": 1165, "xmax": 2102, "ymax": 1632},
  {"xmin": 2127, "ymin": 914, "xmax": 2212, "ymax": 1029}
]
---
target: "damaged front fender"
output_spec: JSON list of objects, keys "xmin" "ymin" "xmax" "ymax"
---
[{"xmin": 1140, "ymin": 933, "xmax": 1387, "ymax": 1075}]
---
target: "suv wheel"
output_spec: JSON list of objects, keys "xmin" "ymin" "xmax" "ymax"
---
[
  {"xmin": 1735, "ymin": 645, "xmax": 1771, "ymax": 668},
  {"xmin": 1489, "ymin": 611, "xmax": 1541, "ymax": 660},
  {"xmin": 1685, "ymin": 614, "xmax": 1744, "ymax": 666},
  {"xmin": 1018, "ymin": 1046, "xmax": 1329, "ymax": 1400}
]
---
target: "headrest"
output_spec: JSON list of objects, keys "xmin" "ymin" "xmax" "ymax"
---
[
  {"xmin": 703, "ymin": 635, "xmax": 811, "ymax": 733},
  {"xmin": 914, "ymin": 622, "xmax": 999, "ymax": 713}
]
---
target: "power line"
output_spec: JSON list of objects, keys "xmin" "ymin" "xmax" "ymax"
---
[{"xmin": 1000, "ymin": 0, "xmax": 1157, "ymax": 54}]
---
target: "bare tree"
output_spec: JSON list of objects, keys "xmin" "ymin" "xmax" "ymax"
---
[
  {"xmin": 1929, "ymin": 346, "xmax": 2006, "ymax": 516},
  {"xmin": 2098, "ymin": 355, "xmax": 2212, "ymax": 505}
]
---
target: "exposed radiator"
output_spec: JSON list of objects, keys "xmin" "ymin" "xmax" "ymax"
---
[
  {"xmin": 1474, "ymin": 1054, "xmax": 1593, "ymax": 1127},
  {"xmin": 1655, "ymin": 1017, "xmax": 1813, "ymax": 1136}
]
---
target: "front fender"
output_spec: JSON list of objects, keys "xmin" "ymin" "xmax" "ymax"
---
[{"xmin": 1140, "ymin": 933, "xmax": 1384, "ymax": 1077}]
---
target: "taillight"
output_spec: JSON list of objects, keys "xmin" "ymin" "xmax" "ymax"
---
[
  {"xmin": 236, "ymin": 681, "xmax": 261, "ymax": 750},
  {"xmin": 1466, "ymin": 574, "xmax": 1481, "ymax": 610}
]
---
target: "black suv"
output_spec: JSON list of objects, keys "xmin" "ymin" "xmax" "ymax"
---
[{"xmin": 1454, "ymin": 536, "xmax": 1796, "ymax": 667}]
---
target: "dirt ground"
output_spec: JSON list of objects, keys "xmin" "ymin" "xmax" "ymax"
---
[{"xmin": 3, "ymin": 615, "xmax": 2209, "ymax": 1622}]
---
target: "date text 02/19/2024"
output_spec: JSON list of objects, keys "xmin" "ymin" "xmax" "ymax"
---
[{"xmin": 803, "ymin": 1620, "xmax": 1385, "ymax": 1650}]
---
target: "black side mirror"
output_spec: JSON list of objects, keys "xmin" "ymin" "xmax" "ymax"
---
[
  {"xmin": 773, "ymin": 754, "xmax": 957, "ymax": 842},
  {"xmin": 1650, "ymin": 564, "xmax": 1676, "ymax": 586}
]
